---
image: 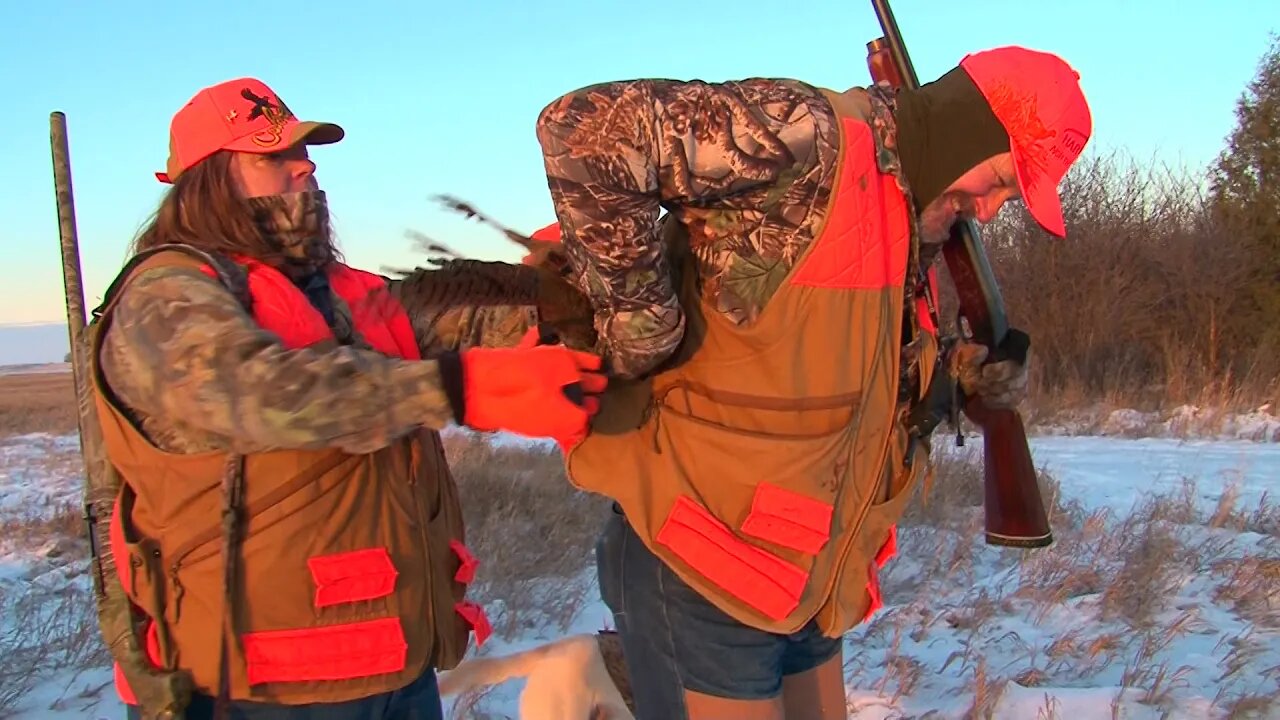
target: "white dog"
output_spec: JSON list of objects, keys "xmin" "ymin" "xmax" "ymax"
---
[{"xmin": 437, "ymin": 633, "xmax": 635, "ymax": 720}]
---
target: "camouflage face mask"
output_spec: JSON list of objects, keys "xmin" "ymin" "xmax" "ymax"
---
[{"xmin": 245, "ymin": 189, "xmax": 334, "ymax": 277}]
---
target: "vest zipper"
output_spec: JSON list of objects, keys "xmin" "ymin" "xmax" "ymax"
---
[
  {"xmin": 168, "ymin": 564, "xmax": 184, "ymax": 611},
  {"xmin": 827, "ymin": 298, "xmax": 915, "ymax": 618},
  {"xmin": 826, "ymin": 421, "xmax": 898, "ymax": 613},
  {"xmin": 412, "ymin": 449, "xmax": 437, "ymax": 659}
]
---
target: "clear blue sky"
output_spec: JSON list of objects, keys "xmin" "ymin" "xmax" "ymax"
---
[{"xmin": 2, "ymin": 0, "xmax": 1275, "ymax": 325}]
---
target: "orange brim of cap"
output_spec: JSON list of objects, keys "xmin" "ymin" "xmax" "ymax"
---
[
  {"xmin": 1011, "ymin": 150, "xmax": 1066, "ymax": 238},
  {"xmin": 154, "ymin": 120, "xmax": 345, "ymax": 183}
]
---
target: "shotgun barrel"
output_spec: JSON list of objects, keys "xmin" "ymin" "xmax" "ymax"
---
[
  {"xmin": 50, "ymin": 111, "xmax": 193, "ymax": 719},
  {"xmin": 864, "ymin": 4, "xmax": 1053, "ymax": 548}
]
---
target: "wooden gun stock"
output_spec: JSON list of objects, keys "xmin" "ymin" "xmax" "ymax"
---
[
  {"xmin": 866, "ymin": 0, "xmax": 1053, "ymax": 548},
  {"xmin": 963, "ymin": 394, "xmax": 1051, "ymax": 546},
  {"xmin": 942, "ymin": 221, "xmax": 1052, "ymax": 547}
]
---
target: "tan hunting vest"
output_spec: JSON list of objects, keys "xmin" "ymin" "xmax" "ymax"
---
[
  {"xmin": 88, "ymin": 247, "xmax": 488, "ymax": 707},
  {"xmin": 566, "ymin": 87, "xmax": 940, "ymax": 637}
]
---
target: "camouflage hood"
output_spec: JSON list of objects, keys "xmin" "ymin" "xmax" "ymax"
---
[{"xmin": 892, "ymin": 67, "xmax": 1012, "ymax": 213}]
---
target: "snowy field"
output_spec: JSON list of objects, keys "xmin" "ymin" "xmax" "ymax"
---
[{"xmin": 0, "ymin": 422, "xmax": 1276, "ymax": 718}]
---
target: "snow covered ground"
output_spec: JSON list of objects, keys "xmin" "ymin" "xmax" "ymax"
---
[
  {"xmin": 1037, "ymin": 404, "xmax": 1280, "ymax": 443},
  {"xmin": 1, "ymin": 427, "xmax": 1276, "ymax": 719}
]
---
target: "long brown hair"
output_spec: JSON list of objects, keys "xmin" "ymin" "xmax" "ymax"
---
[{"xmin": 130, "ymin": 150, "xmax": 339, "ymax": 269}]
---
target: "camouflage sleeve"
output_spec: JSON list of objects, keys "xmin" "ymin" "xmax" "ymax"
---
[
  {"xmin": 99, "ymin": 266, "xmax": 462, "ymax": 455},
  {"xmin": 384, "ymin": 260, "xmax": 599, "ymax": 355},
  {"xmin": 535, "ymin": 77, "xmax": 834, "ymax": 378},
  {"xmin": 386, "ymin": 276, "xmax": 536, "ymax": 356},
  {"xmin": 394, "ymin": 294, "xmax": 536, "ymax": 356}
]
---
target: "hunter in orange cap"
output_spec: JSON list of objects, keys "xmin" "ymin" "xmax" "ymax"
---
[
  {"xmin": 532, "ymin": 44, "xmax": 1091, "ymax": 719},
  {"xmin": 89, "ymin": 75, "xmax": 606, "ymax": 720},
  {"xmin": 958, "ymin": 46, "xmax": 1092, "ymax": 237},
  {"xmin": 155, "ymin": 77, "xmax": 345, "ymax": 184}
]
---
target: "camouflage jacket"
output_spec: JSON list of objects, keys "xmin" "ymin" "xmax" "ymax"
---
[
  {"xmin": 535, "ymin": 78, "xmax": 919, "ymax": 379},
  {"xmin": 97, "ymin": 263, "xmax": 535, "ymax": 456}
]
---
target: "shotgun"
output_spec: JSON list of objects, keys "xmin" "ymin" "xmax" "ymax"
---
[
  {"xmin": 50, "ymin": 111, "xmax": 193, "ymax": 719},
  {"xmin": 865, "ymin": 1, "xmax": 1054, "ymax": 548}
]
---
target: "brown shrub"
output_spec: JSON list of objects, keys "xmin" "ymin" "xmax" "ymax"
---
[{"xmin": 943, "ymin": 150, "xmax": 1280, "ymax": 413}]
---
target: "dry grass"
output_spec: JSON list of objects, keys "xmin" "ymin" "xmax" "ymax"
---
[
  {"xmin": 849, "ymin": 449, "xmax": 1280, "ymax": 718},
  {"xmin": 0, "ymin": 499, "xmax": 86, "ymax": 563},
  {"xmin": 442, "ymin": 430, "xmax": 613, "ymax": 641},
  {"xmin": 0, "ymin": 582, "xmax": 110, "ymax": 717},
  {"xmin": 967, "ymin": 150, "xmax": 1280, "ymax": 414},
  {"xmin": 0, "ymin": 497, "xmax": 103, "ymax": 716},
  {"xmin": 0, "ymin": 371, "xmax": 78, "ymax": 438}
]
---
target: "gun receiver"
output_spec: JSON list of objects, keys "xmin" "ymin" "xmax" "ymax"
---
[{"xmin": 866, "ymin": 0, "xmax": 1053, "ymax": 548}]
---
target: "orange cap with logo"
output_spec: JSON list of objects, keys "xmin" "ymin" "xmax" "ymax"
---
[
  {"xmin": 959, "ymin": 46, "xmax": 1092, "ymax": 238},
  {"xmin": 155, "ymin": 78, "xmax": 344, "ymax": 184}
]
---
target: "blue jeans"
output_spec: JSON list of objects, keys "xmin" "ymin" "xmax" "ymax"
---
[
  {"xmin": 596, "ymin": 504, "xmax": 841, "ymax": 720},
  {"xmin": 124, "ymin": 665, "xmax": 443, "ymax": 720}
]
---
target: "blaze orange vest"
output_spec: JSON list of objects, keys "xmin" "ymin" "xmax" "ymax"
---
[
  {"xmin": 565, "ymin": 88, "xmax": 940, "ymax": 637},
  {"xmin": 88, "ymin": 246, "xmax": 490, "ymax": 706}
]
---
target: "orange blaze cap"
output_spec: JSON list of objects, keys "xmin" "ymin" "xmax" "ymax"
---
[
  {"xmin": 959, "ymin": 46, "xmax": 1092, "ymax": 238},
  {"xmin": 530, "ymin": 221, "xmax": 563, "ymax": 242},
  {"xmin": 155, "ymin": 77, "xmax": 344, "ymax": 183}
]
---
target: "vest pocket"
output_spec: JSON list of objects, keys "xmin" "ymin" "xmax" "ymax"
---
[
  {"xmin": 739, "ymin": 482, "xmax": 836, "ymax": 555},
  {"xmin": 307, "ymin": 547, "xmax": 400, "ymax": 609},
  {"xmin": 656, "ymin": 381, "xmax": 861, "ymax": 439},
  {"xmin": 121, "ymin": 535, "xmax": 180, "ymax": 670},
  {"xmin": 641, "ymin": 397, "xmax": 863, "ymax": 626},
  {"xmin": 656, "ymin": 495, "xmax": 810, "ymax": 621},
  {"xmin": 240, "ymin": 616, "xmax": 409, "ymax": 686},
  {"xmin": 647, "ymin": 397, "xmax": 858, "ymax": 517}
]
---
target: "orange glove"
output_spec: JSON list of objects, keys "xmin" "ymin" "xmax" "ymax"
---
[
  {"xmin": 456, "ymin": 332, "xmax": 607, "ymax": 445},
  {"xmin": 512, "ymin": 325, "xmax": 604, "ymax": 451}
]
